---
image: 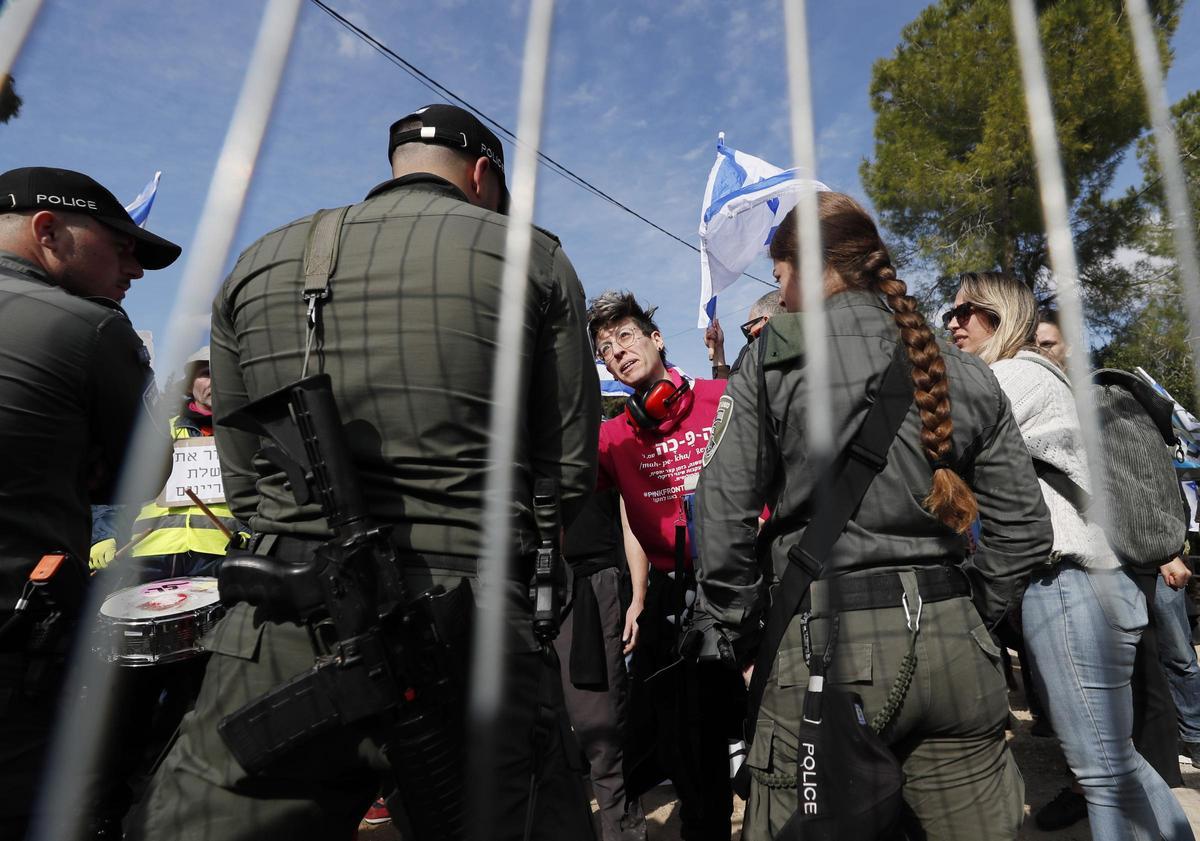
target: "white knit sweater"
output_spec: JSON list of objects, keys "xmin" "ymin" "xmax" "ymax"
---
[{"xmin": 991, "ymin": 351, "xmax": 1119, "ymax": 570}]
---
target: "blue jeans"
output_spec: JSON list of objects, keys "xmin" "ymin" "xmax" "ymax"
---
[
  {"xmin": 1024, "ymin": 563, "xmax": 1193, "ymax": 841},
  {"xmin": 1155, "ymin": 575, "xmax": 1200, "ymax": 743}
]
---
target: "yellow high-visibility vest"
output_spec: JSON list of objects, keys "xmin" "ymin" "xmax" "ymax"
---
[{"xmin": 132, "ymin": 417, "xmax": 238, "ymax": 558}]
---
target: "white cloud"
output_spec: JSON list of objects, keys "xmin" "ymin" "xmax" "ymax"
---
[
  {"xmin": 629, "ymin": 15, "xmax": 651, "ymax": 34},
  {"xmin": 564, "ymin": 82, "xmax": 600, "ymax": 106}
]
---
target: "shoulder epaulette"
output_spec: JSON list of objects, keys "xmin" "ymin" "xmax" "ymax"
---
[
  {"xmin": 533, "ymin": 224, "xmax": 561, "ymax": 245},
  {"xmin": 759, "ymin": 314, "xmax": 805, "ymax": 367}
]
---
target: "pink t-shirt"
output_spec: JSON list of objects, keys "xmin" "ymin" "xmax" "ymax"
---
[{"xmin": 597, "ymin": 371, "xmax": 726, "ymax": 572}]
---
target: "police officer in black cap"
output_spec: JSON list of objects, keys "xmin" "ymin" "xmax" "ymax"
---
[
  {"xmin": 0, "ymin": 166, "xmax": 180, "ymax": 841},
  {"xmin": 128, "ymin": 104, "xmax": 599, "ymax": 841}
]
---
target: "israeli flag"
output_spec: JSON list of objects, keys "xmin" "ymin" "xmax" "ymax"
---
[
  {"xmin": 597, "ymin": 359, "xmax": 634, "ymax": 395},
  {"xmin": 697, "ymin": 135, "xmax": 829, "ymax": 327},
  {"xmin": 124, "ymin": 171, "xmax": 162, "ymax": 227}
]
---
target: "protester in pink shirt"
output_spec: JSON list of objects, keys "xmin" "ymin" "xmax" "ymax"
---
[{"xmin": 589, "ymin": 290, "xmax": 742, "ymax": 841}]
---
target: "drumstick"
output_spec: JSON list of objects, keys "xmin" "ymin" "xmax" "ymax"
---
[
  {"xmin": 114, "ymin": 530, "xmax": 152, "ymax": 561},
  {"xmin": 88, "ymin": 529, "xmax": 152, "ymax": 575},
  {"xmin": 184, "ymin": 488, "xmax": 235, "ymax": 541}
]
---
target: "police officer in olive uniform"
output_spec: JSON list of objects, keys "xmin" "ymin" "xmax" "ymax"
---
[
  {"xmin": 0, "ymin": 166, "xmax": 180, "ymax": 841},
  {"xmin": 129, "ymin": 105, "xmax": 599, "ymax": 841},
  {"xmin": 694, "ymin": 196, "xmax": 1052, "ymax": 841}
]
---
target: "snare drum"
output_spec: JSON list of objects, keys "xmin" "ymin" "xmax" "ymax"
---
[{"xmin": 95, "ymin": 576, "xmax": 226, "ymax": 667}]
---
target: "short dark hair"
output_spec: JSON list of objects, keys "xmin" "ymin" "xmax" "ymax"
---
[
  {"xmin": 1036, "ymin": 306, "xmax": 1060, "ymax": 327},
  {"xmin": 586, "ymin": 290, "xmax": 667, "ymax": 363}
]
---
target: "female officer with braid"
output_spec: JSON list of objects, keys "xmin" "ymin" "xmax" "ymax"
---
[{"xmin": 694, "ymin": 193, "xmax": 1053, "ymax": 840}]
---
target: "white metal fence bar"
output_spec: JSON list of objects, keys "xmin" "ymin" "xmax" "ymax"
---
[
  {"xmin": 782, "ymin": 0, "xmax": 832, "ymax": 468},
  {"xmin": 1125, "ymin": 0, "xmax": 1200, "ymax": 402},
  {"xmin": 468, "ymin": 0, "xmax": 556, "ymax": 832},
  {"xmin": 0, "ymin": 0, "xmax": 43, "ymax": 84},
  {"xmin": 32, "ymin": 3, "xmax": 304, "ymax": 839},
  {"xmin": 1008, "ymin": 0, "xmax": 1112, "ymax": 533}
]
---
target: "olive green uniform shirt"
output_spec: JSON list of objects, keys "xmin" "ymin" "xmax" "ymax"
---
[
  {"xmin": 0, "ymin": 251, "xmax": 155, "ymax": 606},
  {"xmin": 210, "ymin": 174, "xmax": 599, "ymax": 563},
  {"xmin": 695, "ymin": 290, "xmax": 1053, "ymax": 642}
]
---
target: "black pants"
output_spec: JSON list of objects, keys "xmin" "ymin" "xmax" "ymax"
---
[
  {"xmin": 1131, "ymin": 571, "xmax": 1184, "ymax": 787},
  {"xmin": 624, "ymin": 570, "xmax": 742, "ymax": 841},
  {"xmin": 89, "ymin": 656, "xmax": 209, "ymax": 825},
  {"xmin": 0, "ymin": 650, "xmax": 67, "ymax": 841}
]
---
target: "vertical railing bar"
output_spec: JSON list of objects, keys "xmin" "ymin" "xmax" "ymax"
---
[
  {"xmin": 781, "ymin": 0, "xmax": 832, "ymax": 470},
  {"xmin": 1008, "ymin": 0, "xmax": 1112, "ymax": 531},
  {"xmin": 0, "ymin": 0, "xmax": 44, "ymax": 82},
  {"xmin": 467, "ymin": 0, "xmax": 556, "ymax": 835},
  {"xmin": 31, "ymin": 3, "xmax": 304, "ymax": 839},
  {"xmin": 1124, "ymin": 0, "xmax": 1200, "ymax": 404}
]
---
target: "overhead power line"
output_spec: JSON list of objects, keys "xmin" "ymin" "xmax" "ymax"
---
[{"xmin": 308, "ymin": 0, "xmax": 776, "ymax": 290}]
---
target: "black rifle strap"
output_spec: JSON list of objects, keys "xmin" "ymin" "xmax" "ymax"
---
[
  {"xmin": 1031, "ymin": 457, "xmax": 1092, "ymax": 516},
  {"xmin": 300, "ymin": 205, "xmax": 350, "ymax": 378},
  {"xmin": 745, "ymin": 342, "xmax": 914, "ymax": 730},
  {"xmin": 674, "ymin": 521, "xmax": 687, "ymax": 627}
]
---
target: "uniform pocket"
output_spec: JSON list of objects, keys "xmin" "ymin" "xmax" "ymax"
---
[
  {"xmin": 745, "ymin": 716, "xmax": 799, "ymax": 779},
  {"xmin": 200, "ymin": 603, "xmax": 264, "ymax": 661},
  {"xmin": 969, "ymin": 623, "xmax": 1002, "ymax": 662},
  {"xmin": 746, "ymin": 717, "xmax": 778, "ymax": 772},
  {"xmin": 744, "ymin": 716, "xmax": 803, "ymax": 841},
  {"xmin": 777, "ymin": 643, "xmax": 873, "ymax": 687},
  {"xmin": 830, "ymin": 643, "xmax": 873, "ymax": 684}
]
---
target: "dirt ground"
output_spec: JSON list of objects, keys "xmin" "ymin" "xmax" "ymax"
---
[{"xmin": 361, "ymin": 662, "xmax": 1200, "ymax": 840}]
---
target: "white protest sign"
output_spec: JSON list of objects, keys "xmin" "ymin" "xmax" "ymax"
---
[{"xmin": 157, "ymin": 436, "xmax": 226, "ymax": 507}]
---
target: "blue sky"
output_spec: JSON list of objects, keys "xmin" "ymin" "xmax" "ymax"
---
[{"xmin": 5, "ymin": 0, "xmax": 1198, "ymax": 379}]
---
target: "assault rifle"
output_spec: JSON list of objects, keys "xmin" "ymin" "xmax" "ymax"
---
[{"xmin": 216, "ymin": 374, "xmax": 471, "ymax": 840}]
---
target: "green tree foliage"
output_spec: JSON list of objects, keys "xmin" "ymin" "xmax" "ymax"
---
[
  {"xmin": 861, "ymin": 0, "xmax": 1180, "ymax": 291},
  {"xmin": 1096, "ymin": 91, "xmax": 1200, "ymax": 411},
  {"xmin": 0, "ymin": 75, "xmax": 21, "ymax": 124},
  {"xmin": 601, "ymin": 395, "xmax": 629, "ymax": 420},
  {"xmin": 1137, "ymin": 89, "xmax": 1200, "ymax": 226},
  {"xmin": 1098, "ymin": 286, "xmax": 1195, "ymax": 411}
]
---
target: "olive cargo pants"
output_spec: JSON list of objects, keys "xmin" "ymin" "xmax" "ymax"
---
[
  {"xmin": 743, "ymin": 572, "xmax": 1024, "ymax": 841},
  {"xmin": 128, "ymin": 585, "xmax": 595, "ymax": 841}
]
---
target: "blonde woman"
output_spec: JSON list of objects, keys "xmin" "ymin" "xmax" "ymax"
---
[{"xmin": 949, "ymin": 271, "xmax": 1192, "ymax": 841}]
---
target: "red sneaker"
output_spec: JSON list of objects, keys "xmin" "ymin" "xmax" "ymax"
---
[{"xmin": 363, "ymin": 797, "xmax": 391, "ymax": 826}]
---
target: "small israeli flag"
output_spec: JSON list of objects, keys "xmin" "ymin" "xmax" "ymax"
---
[
  {"xmin": 124, "ymin": 171, "xmax": 162, "ymax": 227},
  {"xmin": 697, "ymin": 135, "xmax": 828, "ymax": 327}
]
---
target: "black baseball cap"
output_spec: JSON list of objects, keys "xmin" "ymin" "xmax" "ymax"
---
[
  {"xmin": 0, "ymin": 166, "xmax": 182, "ymax": 270},
  {"xmin": 388, "ymin": 104, "xmax": 510, "ymax": 213}
]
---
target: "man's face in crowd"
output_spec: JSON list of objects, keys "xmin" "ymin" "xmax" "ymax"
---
[
  {"xmin": 191, "ymin": 365, "xmax": 212, "ymax": 409},
  {"xmin": 1036, "ymin": 321, "xmax": 1068, "ymax": 368},
  {"xmin": 595, "ymin": 317, "xmax": 668, "ymax": 392},
  {"xmin": 52, "ymin": 214, "xmax": 144, "ymax": 302}
]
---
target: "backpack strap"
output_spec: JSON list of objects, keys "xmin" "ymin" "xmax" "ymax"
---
[
  {"xmin": 745, "ymin": 342, "xmax": 914, "ymax": 729},
  {"xmin": 1031, "ymin": 457, "xmax": 1092, "ymax": 516}
]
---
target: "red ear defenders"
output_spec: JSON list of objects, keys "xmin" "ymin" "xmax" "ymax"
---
[{"xmin": 625, "ymin": 378, "xmax": 691, "ymax": 429}]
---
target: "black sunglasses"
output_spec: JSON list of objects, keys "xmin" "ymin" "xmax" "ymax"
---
[
  {"xmin": 941, "ymin": 302, "xmax": 996, "ymax": 330},
  {"xmin": 740, "ymin": 315, "xmax": 769, "ymax": 342}
]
